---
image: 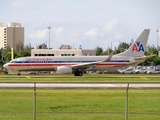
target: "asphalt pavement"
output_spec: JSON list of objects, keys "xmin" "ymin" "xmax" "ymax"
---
[{"xmin": 0, "ymin": 82, "xmax": 159, "ymax": 89}]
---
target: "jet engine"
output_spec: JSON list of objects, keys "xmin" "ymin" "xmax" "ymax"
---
[{"xmin": 56, "ymin": 66, "xmax": 73, "ymax": 74}]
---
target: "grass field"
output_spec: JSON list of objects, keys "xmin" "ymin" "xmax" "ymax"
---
[
  {"xmin": 0, "ymin": 89, "xmax": 160, "ymax": 120},
  {"xmin": 0, "ymin": 74, "xmax": 160, "ymax": 119},
  {"xmin": 0, "ymin": 73, "xmax": 160, "ymax": 82}
]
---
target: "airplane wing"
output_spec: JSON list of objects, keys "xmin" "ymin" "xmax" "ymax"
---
[{"xmin": 71, "ymin": 51, "xmax": 114, "ymax": 70}]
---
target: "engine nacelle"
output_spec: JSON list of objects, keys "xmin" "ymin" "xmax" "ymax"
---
[{"xmin": 56, "ymin": 66, "xmax": 73, "ymax": 74}]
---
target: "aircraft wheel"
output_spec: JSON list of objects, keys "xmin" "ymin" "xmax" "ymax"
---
[
  {"xmin": 74, "ymin": 71, "xmax": 79, "ymax": 76},
  {"xmin": 74, "ymin": 70, "xmax": 83, "ymax": 76},
  {"xmin": 74, "ymin": 72, "xmax": 78, "ymax": 76},
  {"xmin": 18, "ymin": 73, "xmax": 21, "ymax": 76},
  {"xmin": 4, "ymin": 71, "xmax": 8, "ymax": 74},
  {"xmin": 78, "ymin": 72, "xmax": 83, "ymax": 76}
]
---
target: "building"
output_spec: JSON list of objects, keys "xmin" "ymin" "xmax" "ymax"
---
[
  {"xmin": 38, "ymin": 43, "xmax": 48, "ymax": 49},
  {"xmin": 31, "ymin": 45, "xmax": 96, "ymax": 56},
  {"xmin": 59, "ymin": 44, "xmax": 72, "ymax": 49},
  {"xmin": 0, "ymin": 22, "xmax": 24, "ymax": 50}
]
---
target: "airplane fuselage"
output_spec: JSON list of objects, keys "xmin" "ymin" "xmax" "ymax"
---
[{"xmin": 4, "ymin": 55, "xmax": 139, "ymax": 72}]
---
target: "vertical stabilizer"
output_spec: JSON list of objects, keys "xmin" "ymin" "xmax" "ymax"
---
[{"xmin": 116, "ymin": 29, "xmax": 150, "ymax": 57}]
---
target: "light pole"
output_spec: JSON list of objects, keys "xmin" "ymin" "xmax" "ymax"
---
[
  {"xmin": 111, "ymin": 42, "xmax": 112, "ymax": 50},
  {"xmin": 156, "ymin": 29, "xmax": 159, "ymax": 50},
  {"xmin": 47, "ymin": 26, "xmax": 51, "ymax": 49}
]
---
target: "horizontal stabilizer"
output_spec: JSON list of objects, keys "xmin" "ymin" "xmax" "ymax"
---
[{"xmin": 134, "ymin": 54, "xmax": 156, "ymax": 60}]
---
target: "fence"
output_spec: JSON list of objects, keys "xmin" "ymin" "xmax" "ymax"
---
[{"xmin": 0, "ymin": 82, "xmax": 160, "ymax": 120}]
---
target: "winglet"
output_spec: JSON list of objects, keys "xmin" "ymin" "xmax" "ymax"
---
[{"xmin": 103, "ymin": 51, "xmax": 114, "ymax": 62}]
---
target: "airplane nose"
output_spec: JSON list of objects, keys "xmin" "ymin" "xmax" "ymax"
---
[
  {"xmin": 3, "ymin": 63, "xmax": 9, "ymax": 74},
  {"xmin": 3, "ymin": 63, "xmax": 8, "ymax": 69}
]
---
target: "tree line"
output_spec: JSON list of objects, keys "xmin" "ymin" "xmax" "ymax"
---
[{"xmin": 0, "ymin": 44, "xmax": 32, "ymax": 68}]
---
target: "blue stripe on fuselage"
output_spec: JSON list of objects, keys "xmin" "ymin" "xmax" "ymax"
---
[
  {"xmin": 109, "ymin": 60, "xmax": 130, "ymax": 62},
  {"xmin": 13, "ymin": 60, "xmax": 130, "ymax": 63}
]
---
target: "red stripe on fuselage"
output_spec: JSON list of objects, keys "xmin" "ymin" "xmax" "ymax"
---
[
  {"xmin": 8, "ymin": 63, "xmax": 75, "ymax": 67},
  {"xmin": 96, "ymin": 63, "xmax": 127, "ymax": 67},
  {"xmin": 8, "ymin": 62, "xmax": 127, "ymax": 67}
]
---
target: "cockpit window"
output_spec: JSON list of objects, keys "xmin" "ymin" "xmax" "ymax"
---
[{"xmin": 10, "ymin": 59, "xmax": 22, "ymax": 63}]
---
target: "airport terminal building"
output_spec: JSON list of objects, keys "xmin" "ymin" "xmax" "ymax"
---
[{"xmin": 31, "ymin": 45, "xmax": 96, "ymax": 56}]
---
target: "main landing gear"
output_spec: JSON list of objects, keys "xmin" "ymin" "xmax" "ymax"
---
[
  {"xmin": 74, "ymin": 69, "xmax": 83, "ymax": 76},
  {"xmin": 17, "ymin": 73, "xmax": 21, "ymax": 76}
]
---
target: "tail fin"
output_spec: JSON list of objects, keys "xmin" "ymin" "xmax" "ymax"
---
[{"xmin": 116, "ymin": 29, "xmax": 150, "ymax": 57}]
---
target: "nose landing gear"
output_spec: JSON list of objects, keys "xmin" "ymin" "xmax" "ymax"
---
[{"xmin": 2, "ymin": 67, "xmax": 8, "ymax": 74}]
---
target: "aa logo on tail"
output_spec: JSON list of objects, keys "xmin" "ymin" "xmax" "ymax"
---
[{"xmin": 132, "ymin": 42, "xmax": 144, "ymax": 52}]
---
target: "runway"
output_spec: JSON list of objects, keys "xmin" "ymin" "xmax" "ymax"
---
[{"xmin": 0, "ymin": 82, "xmax": 160, "ymax": 89}]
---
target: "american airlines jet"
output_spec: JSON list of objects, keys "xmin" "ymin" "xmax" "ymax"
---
[{"xmin": 3, "ymin": 29, "xmax": 152, "ymax": 76}]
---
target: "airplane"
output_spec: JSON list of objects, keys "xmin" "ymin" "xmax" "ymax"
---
[{"xmin": 3, "ymin": 29, "xmax": 153, "ymax": 76}]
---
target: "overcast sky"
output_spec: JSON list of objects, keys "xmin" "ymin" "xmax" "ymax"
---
[{"xmin": 0, "ymin": 0, "xmax": 160, "ymax": 50}]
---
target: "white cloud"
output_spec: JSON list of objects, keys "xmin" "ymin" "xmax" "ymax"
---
[
  {"xmin": 103, "ymin": 18, "xmax": 119, "ymax": 34},
  {"xmin": 53, "ymin": 27, "xmax": 64, "ymax": 37},
  {"xmin": 85, "ymin": 28, "xmax": 98, "ymax": 38},
  {"xmin": 10, "ymin": 0, "xmax": 27, "ymax": 8},
  {"xmin": 29, "ymin": 30, "xmax": 48, "ymax": 39}
]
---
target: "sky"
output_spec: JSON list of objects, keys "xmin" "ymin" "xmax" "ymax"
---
[{"xmin": 0, "ymin": 0, "xmax": 160, "ymax": 50}]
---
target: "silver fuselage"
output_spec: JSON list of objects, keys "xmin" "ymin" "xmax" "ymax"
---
[{"xmin": 3, "ymin": 55, "xmax": 144, "ymax": 72}]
